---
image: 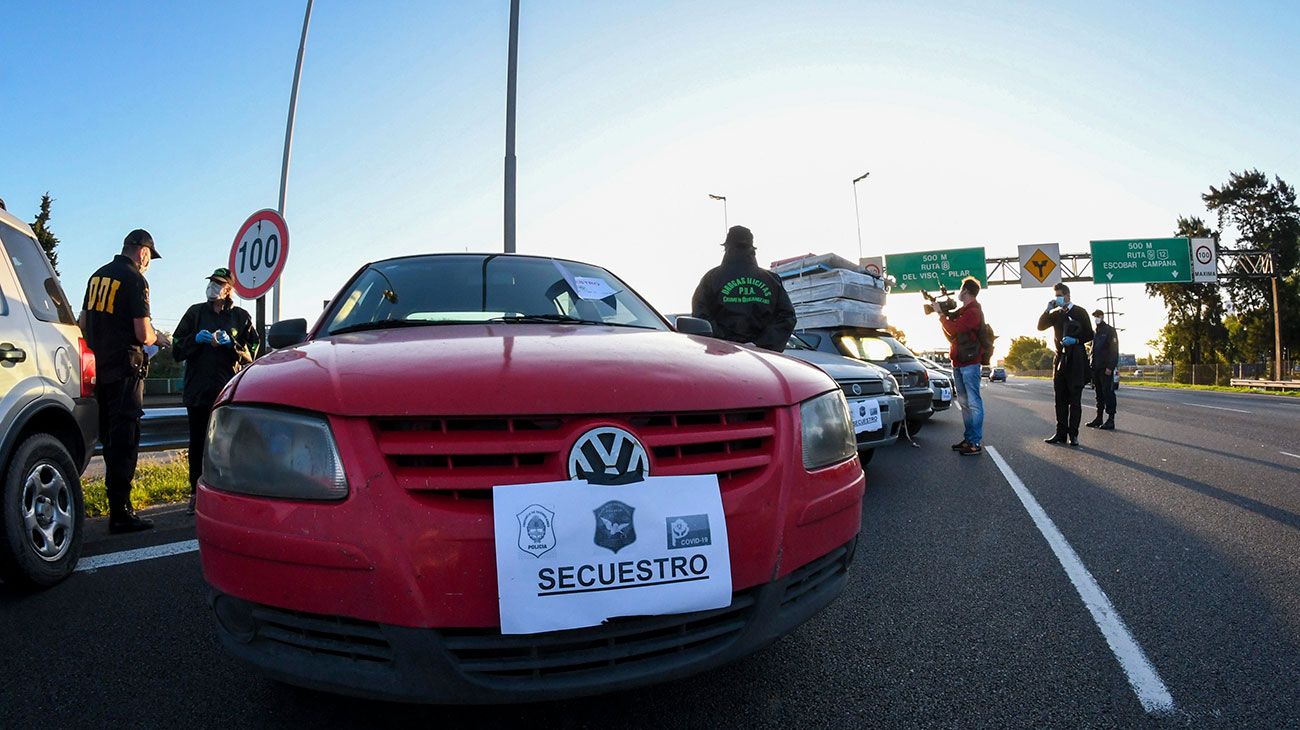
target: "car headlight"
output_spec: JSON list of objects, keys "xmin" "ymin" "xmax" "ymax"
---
[
  {"xmin": 886, "ymin": 375, "xmax": 900, "ymax": 394},
  {"xmin": 800, "ymin": 391, "xmax": 857, "ymax": 470},
  {"xmin": 204, "ymin": 405, "xmax": 348, "ymax": 500}
]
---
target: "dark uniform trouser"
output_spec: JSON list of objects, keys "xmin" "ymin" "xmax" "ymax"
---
[
  {"xmin": 1092, "ymin": 368, "xmax": 1116, "ymax": 416},
  {"xmin": 96, "ymin": 376, "xmax": 144, "ymax": 514},
  {"xmin": 186, "ymin": 392, "xmax": 220, "ymax": 493},
  {"xmin": 1053, "ymin": 375, "xmax": 1084, "ymax": 437}
]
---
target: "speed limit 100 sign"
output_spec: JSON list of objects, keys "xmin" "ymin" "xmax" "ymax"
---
[{"xmin": 229, "ymin": 209, "xmax": 289, "ymax": 300}]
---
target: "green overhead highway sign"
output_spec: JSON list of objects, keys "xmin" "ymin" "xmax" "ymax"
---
[
  {"xmin": 1090, "ymin": 238, "xmax": 1192, "ymax": 284},
  {"xmin": 885, "ymin": 247, "xmax": 987, "ymax": 293}
]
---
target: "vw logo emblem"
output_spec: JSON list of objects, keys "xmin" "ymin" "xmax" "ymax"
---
[
  {"xmin": 851, "ymin": 383, "xmax": 862, "ymax": 396},
  {"xmin": 568, "ymin": 427, "xmax": 650, "ymax": 485}
]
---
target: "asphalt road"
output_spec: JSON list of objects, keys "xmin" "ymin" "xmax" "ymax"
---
[{"xmin": 2, "ymin": 379, "xmax": 1297, "ymax": 728}]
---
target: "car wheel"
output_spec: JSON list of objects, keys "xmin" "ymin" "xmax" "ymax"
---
[
  {"xmin": 0, "ymin": 434, "xmax": 85, "ymax": 589},
  {"xmin": 906, "ymin": 419, "xmax": 925, "ymax": 435},
  {"xmin": 858, "ymin": 448, "xmax": 875, "ymax": 465}
]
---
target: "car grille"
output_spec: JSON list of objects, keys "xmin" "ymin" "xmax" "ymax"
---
[
  {"xmin": 372, "ymin": 409, "xmax": 776, "ymax": 495},
  {"xmin": 441, "ymin": 592, "xmax": 757, "ymax": 682},
  {"xmin": 441, "ymin": 543, "xmax": 852, "ymax": 685},
  {"xmin": 249, "ymin": 604, "xmax": 394, "ymax": 664},
  {"xmin": 840, "ymin": 380, "xmax": 885, "ymax": 397}
]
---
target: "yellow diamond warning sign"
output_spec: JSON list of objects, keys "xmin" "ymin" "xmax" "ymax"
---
[
  {"xmin": 1018, "ymin": 243, "xmax": 1062, "ymax": 288},
  {"xmin": 1026, "ymin": 249, "xmax": 1056, "ymax": 282}
]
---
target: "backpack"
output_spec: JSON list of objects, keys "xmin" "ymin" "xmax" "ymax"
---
[{"xmin": 978, "ymin": 322, "xmax": 996, "ymax": 366}]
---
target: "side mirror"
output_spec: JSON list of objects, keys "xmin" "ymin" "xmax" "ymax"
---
[
  {"xmin": 793, "ymin": 332, "xmax": 821, "ymax": 349},
  {"xmin": 674, "ymin": 316, "xmax": 714, "ymax": 336},
  {"xmin": 267, "ymin": 318, "xmax": 309, "ymax": 349}
]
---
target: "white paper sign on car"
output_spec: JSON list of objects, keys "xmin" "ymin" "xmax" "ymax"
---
[
  {"xmin": 492, "ymin": 475, "xmax": 732, "ymax": 635},
  {"xmin": 848, "ymin": 398, "xmax": 882, "ymax": 433},
  {"xmin": 552, "ymin": 260, "xmax": 621, "ymax": 301},
  {"xmin": 940, "ymin": 387, "xmax": 952, "ymax": 401}
]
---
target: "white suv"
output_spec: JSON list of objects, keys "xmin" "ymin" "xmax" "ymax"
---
[{"xmin": 0, "ymin": 206, "xmax": 97, "ymax": 588}]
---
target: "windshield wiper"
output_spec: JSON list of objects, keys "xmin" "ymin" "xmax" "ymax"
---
[
  {"xmin": 329, "ymin": 319, "xmax": 462, "ymax": 336},
  {"xmin": 487, "ymin": 314, "xmax": 656, "ymax": 329}
]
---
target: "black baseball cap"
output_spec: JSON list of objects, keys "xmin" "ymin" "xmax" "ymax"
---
[
  {"xmin": 1092, "ymin": 309, "xmax": 1105, "ymax": 317},
  {"xmin": 123, "ymin": 229, "xmax": 161, "ymax": 258}
]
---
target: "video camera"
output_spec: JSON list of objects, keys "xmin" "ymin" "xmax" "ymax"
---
[{"xmin": 921, "ymin": 285, "xmax": 958, "ymax": 317}]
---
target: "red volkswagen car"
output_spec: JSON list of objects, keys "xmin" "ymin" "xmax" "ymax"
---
[{"xmin": 196, "ymin": 253, "xmax": 863, "ymax": 703}]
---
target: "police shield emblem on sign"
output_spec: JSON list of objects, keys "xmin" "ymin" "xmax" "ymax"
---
[
  {"xmin": 593, "ymin": 500, "xmax": 636, "ymax": 553},
  {"xmin": 516, "ymin": 504, "xmax": 557, "ymax": 558}
]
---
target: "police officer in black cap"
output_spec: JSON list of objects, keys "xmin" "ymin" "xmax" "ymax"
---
[
  {"xmin": 691, "ymin": 225, "xmax": 796, "ymax": 352},
  {"xmin": 172, "ymin": 268, "xmax": 256, "ymax": 514},
  {"xmin": 80, "ymin": 229, "xmax": 169, "ymax": 532},
  {"xmin": 1086, "ymin": 308, "xmax": 1119, "ymax": 431}
]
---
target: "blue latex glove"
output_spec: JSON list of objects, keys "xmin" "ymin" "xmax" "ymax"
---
[
  {"xmin": 1046, "ymin": 300, "xmax": 1057, "ymax": 312},
  {"xmin": 1062, "ymin": 336, "xmax": 1078, "ymax": 346},
  {"xmin": 143, "ymin": 344, "xmax": 159, "ymax": 360},
  {"xmin": 214, "ymin": 330, "xmax": 232, "ymax": 346},
  {"xmin": 196, "ymin": 330, "xmax": 215, "ymax": 345}
]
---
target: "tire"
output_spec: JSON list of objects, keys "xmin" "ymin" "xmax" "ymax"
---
[
  {"xmin": 906, "ymin": 419, "xmax": 925, "ymax": 435},
  {"xmin": 0, "ymin": 433, "xmax": 85, "ymax": 589},
  {"xmin": 858, "ymin": 448, "xmax": 875, "ymax": 465}
]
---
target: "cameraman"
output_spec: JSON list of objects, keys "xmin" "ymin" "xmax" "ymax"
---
[
  {"xmin": 1037, "ymin": 283, "xmax": 1094, "ymax": 446},
  {"xmin": 936, "ymin": 276, "xmax": 985, "ymax": 456}
]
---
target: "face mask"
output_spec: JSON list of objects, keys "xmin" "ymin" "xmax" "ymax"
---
[
  {"xmin": 206, "ymin": 282, "xmax": 224, "ymax": 301},
  {"xmin": 1054, "ymin": 296, "xmax": 1066, "ymax": 307},
  {"xmin": 1094, "ymin": 317, "xmax": 1103, "ymax": 326}
]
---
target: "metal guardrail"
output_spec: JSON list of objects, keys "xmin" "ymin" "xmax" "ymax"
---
[
  {"xmin": 1229, "ymin": 379, "xmax": 1300, "ymax": 391},
  {"xmin": 92, "ymin": 407, "xmax": 189, "ymax": 456}
]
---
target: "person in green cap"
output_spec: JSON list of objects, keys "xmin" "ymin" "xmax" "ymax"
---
[{"xmin": 172, "ymin": 268, "xmax": 257, "ymax": 514}]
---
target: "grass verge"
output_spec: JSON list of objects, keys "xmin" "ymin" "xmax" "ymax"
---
[
  {"xmin": 1009, "ymin": 375, "xmax": 1300, "ymax": 397},
  {"xmin": 83, "ymin": 453, "xmax": 191, "ymax": 517}
]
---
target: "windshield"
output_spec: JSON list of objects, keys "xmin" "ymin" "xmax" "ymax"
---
[
  {"xmin": 322, "ymin": 255, "xmax": 668, "ymax": 336},
  {"xmin": 837, "ymin": 334, "xmax": 914, "ymax": 363}
]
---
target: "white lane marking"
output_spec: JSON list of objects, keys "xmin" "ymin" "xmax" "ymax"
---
[
  {"xmin": 986, "ymin": 446, "xmax": 1175, "ymax": 714},
  {"xmin": 1282, "ymin": 451, "xmax": 1300, "ymax": 460},
  {"xmin": 75, "ymin": 539, "xmax": 200, "ymax": 572},
  {"xmin": 1181, "ymin": 402, "xmax": 1250, "ymax": 414}
]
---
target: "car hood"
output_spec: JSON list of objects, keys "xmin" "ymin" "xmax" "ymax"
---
[
  {"xmin": 231, "ymin": 325, "xmax": 837, "ymax": 416},
  {"xmin": 782, "ymin": 349, "xmax": 887, "ymax": 383}
]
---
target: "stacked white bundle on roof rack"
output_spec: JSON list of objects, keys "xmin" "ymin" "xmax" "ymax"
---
[
  {"xmin": 770, "ymin": 253, "xmax": 889, "ymax": 330},
  {"xmin": 792, "ymin": 298, "xmax": 888, "ymax": 329},
  {"xmin": 783, "ymin": 269, "xmax": 887, "ymax": 306}
]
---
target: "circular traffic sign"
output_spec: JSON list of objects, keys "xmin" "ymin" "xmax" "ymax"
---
[
  {"xmin": 864, "ymin": 262, "xmax": 883, "ymax": 277},
  {"xmin": 229, "ymin": 209, "xmax": 289, "ymax": 300},
  {"xmin": 1195, "ymin": 243, "xmax": 1213, "ymax": 265}
]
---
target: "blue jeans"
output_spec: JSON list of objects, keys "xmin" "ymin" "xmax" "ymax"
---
[{"xmin": 953, "ymin": 364, "xmax": 984, "ymax": 445}]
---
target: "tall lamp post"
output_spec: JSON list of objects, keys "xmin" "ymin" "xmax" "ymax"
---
[
  {"xmin": 708, "ymin": 194, "xmax": 727, "ymax": 233},
  {"xmin": 264, "ymin": 0, "xmax": 314, "ymax": 349},
  {"xmin": 503, "ymin": 0, "xmax": 520, "ymax": 253},
  {"xmin": 851, "ymin": 171, "xmax": 870, "ymax": 261}
]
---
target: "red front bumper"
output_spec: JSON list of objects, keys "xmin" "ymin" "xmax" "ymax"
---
[{"xmin": 197, "ymin": 407, "xmax": 864, "ymax": 629}]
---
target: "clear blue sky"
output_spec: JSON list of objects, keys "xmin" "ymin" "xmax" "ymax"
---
[{"xmin": 3, "ymin": 1, "xmax": 1298, "ymax": 356}]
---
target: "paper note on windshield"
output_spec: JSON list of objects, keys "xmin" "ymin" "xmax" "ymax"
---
[{"xmin": 553, "ymin": 260, "xmax": 621, "ymax": 301}]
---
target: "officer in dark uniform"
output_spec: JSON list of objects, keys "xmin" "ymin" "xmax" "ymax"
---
[
  {"xmin": 1086, "ymin": 309, "xmax": 1119, "ymax": 431},
  {"xmin": 1037, "ymin": 282, "xmax": 1094, "ymax": 446},
  {"xmin": 691, "ymin": 225, "xmax": 796, "ymax": 352},
  {"xmin": 80, "ymin": 229, "xmax": 167, "ymax": 532},
  {"xmin": 172, "ymin": 268, "xmax": 257, "ymax": 514}
]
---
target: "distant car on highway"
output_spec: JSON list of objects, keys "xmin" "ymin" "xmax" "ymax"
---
[
  {"xmin": 990, "ymin": 367, "xmax": 1007, "ymax": 382},
  {"xmin": 197, "ymin": 253, "xmax": 864, "ymax": 703},
  {"xmin": 783, "ymin": 334, "xmax": 905, "ymax": 463},
  {"xmin": 0, "ymin": 207, "xmax": 97, "ymax": 588}
]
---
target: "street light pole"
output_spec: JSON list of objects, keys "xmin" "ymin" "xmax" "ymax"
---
[
  {"xmin": 851, "ymin": 171, "xmax": 869, "ymax": 260},
  {"xmin": 708, "ymin": 194, "xmax": 727, "ymax": 233},
  {"xmin": 503, "ymin": 0, "xmax": 520, "ymax": 254},
  {"xmin": 264, "ymin": 0, "xmax": 313, "ymax": 351}
]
